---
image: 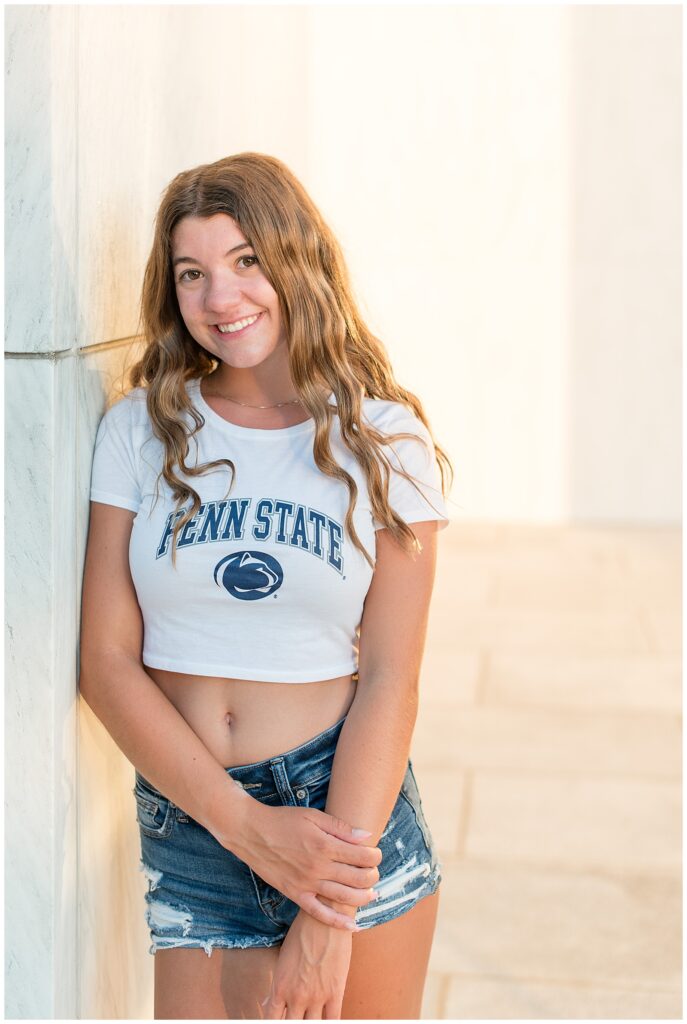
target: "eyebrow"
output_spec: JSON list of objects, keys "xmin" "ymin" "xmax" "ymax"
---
[{"xmin": 172, "ymin": 242, "xmax": 253, "ymax": 268}]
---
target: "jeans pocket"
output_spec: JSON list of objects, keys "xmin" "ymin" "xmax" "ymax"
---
[{"xmin": 133, "ymin": 776, "xmax": 175, "ymax": 839}]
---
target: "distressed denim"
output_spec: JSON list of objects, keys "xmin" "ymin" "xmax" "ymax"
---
[{"xmin": 134, "ymin": 714, "xmax": 442, "ymax": 956}]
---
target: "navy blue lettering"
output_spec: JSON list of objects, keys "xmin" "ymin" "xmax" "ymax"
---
[
  {"xmin": 274, "ymin": 500, "xmax": 294, "ymax": 542},
  {"xmin": 197, "ymin": 501, "xmax": 228, "ymax": 543},
  {"xmin": 290, "ymin": 505, "xmax": 310, "ymax": 550},
  {"xmin": 178, "ymin": 504, "xmax": 206, "ymax": 547},
  {"xmin": 328, "ymin": 521, "xmax": 343, "ymax": 572},
  {"xmin": 220, "ymin": 499, "xmax": 250, "ymax": 540},
  {"xmin": 156, "ymin": 509, "xmax": 186, "ymax": 558},
  {"xmin": 253, "ymin": 499, "xmax": 273, "ymax": 540},
  {"xmin": 154, "ymin": 495, "xmax": 346, "ymax": 576},
  {"xmin": 308, "ymin": 510, "xmax": 327, "ymax": 557}
]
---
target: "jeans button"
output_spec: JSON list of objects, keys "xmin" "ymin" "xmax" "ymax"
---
[{"xmin": 296, "ymin": 788, "xmax": 306, "ymax": 800}]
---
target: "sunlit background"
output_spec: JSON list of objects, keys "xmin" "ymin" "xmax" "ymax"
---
[{"xmin": 5, "ymin": 3, "xmax": 681, "ymax": 1019}]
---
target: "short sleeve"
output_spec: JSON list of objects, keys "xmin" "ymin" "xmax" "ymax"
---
[
  {"xmin": 89, "ymin": 396, "xmax": 142, "ymax": 513},
  {"xmin": 371, "ymin": 407, "xmax": 450, "ymax": 532}
]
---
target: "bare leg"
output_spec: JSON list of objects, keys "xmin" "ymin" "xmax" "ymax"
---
[
  {"xmin": 153, "ymin": 889, "xmax": 439, "ymax": 1020},
  {"xmin": 153, "ymin": 945, "xmax": 281, "ymax": 1020},
  {"xmin": 342, "ymin": 889, "xmax": 441, "ymax": 1020}
]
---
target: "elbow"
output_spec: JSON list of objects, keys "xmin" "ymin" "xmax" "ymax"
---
[
  {"xmin": 357, "ymin": 670, "xmax": 421, "ymax": 720},
  {"xmin": 78, "ymin": 636, "xmax": 100, "ymax": 695},
  {"xmin": 77, "ymin": 645, "xmax": 121, "ymax": 702}
]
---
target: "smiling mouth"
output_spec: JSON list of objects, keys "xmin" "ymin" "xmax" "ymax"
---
[{"xmin": 211, "ymin": 312, "xmax": 263, "ymax": 337}]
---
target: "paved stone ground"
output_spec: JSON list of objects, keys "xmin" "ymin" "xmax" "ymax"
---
[{"xmin": 416, "ymin": 522, "xmax": 681, "ymax": 1020}]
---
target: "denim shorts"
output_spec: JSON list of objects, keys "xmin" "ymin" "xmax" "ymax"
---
[{"xmin": 133, "ymin": 714, "xmax": 442, "ymax": 957}]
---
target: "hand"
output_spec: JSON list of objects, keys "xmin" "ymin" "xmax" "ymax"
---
[
  {"xmin": 260, "ymin": 910, "xmax": 353, "ymax": 1019},
  {"xmin": 227, "ymin": 801, "xmax": 381, "ymax": 931}
]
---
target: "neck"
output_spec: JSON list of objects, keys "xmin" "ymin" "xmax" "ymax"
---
[{"xmin": 207, "ymin": 367, "xmax": 298, "ymax": 406}]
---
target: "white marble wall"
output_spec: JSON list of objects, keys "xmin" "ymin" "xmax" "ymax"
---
[
  {"xmin": 6, "ymin": 357, "xmax": 69, "ymax": 1017},
  {"xmin": 6, "ymin": 5, "xmax": 79, "ymax": 1017},
  {"xmin": 5, "ymin": 3, "xmax": 680, "ymax": 1019},
  {"xmin": 5, "ymin": 4, "xmax": 309, "ymax": 1018}
]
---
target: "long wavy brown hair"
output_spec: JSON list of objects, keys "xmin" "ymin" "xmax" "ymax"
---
[{"xmin": 124, "ymin": 152, "xmax": 454, "ymax": 569}]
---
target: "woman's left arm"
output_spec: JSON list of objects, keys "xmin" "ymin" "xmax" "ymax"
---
[{"xmin": 261, "ymin": 521, "xmax": 440, "ymax": 1020}]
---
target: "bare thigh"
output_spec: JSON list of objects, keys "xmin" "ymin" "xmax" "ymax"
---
[
  {"xmin": 342, "ymin": 889, "xmax": 440, "ymax": 1019},
  {"xmin": 154, "ymin": 945, "xmax": 281, "ymax": 1020},
  {"xmin": 154, "ymin": 890, "xmax": 440, "ymax": 1020}
]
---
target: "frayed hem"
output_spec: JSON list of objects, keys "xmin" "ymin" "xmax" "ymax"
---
[
  {"xmin": 354, "ymin": 872, "xmax": 442, "ymax": 932},
  {"xmin": 148, "ymin": 934, "xmax": 286, "ymax": 957}
]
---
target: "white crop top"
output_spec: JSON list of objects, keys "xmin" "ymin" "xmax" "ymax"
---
[{"xmin": 89, "ymin": 377, "xmax": 450, "ymax": 683}]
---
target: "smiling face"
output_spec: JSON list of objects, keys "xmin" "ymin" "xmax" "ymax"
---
[{"xmin": 171, "ymin": 213, "xmax": 287, "ymax": 373}]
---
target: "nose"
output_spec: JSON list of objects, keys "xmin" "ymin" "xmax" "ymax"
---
[{"xmin": 203, "ymin": 270, "xmax": 245, "ymax": 314}]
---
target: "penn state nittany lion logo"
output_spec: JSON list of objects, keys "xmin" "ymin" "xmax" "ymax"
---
[{"xmin": 213, "ymin": 551, "xmax": 284, "ymax": 601}]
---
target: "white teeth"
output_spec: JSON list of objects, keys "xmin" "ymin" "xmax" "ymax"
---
[{"xmin": 216, "ymin": 314, "xmax": 260, "ymax": 334}]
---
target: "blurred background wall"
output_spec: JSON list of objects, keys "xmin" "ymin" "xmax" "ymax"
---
[{"xmin": 5, "ymin": 4, "xmax": 680, "ymax": 1019}]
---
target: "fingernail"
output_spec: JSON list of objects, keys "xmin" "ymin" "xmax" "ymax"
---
[
  {"xmin": 344, "ymin": 919, "xmax": 358, "ymax": 930},
  {"xmin": 371, "ymin": 889, "xmax": 380, "ymax": 901},
  {"xmin": 351, "ymin": 828, "xmax": 372, "ymax": 837}
]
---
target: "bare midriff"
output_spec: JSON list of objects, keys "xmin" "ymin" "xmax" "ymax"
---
[{"xmin": 145, "ymin": 666, "xmax": 358, "ymax": 769}]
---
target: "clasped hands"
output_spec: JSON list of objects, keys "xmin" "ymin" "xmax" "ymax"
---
[{"xmin": 226, "ymin": 800, "xmax": 382, "ymax": 1019}]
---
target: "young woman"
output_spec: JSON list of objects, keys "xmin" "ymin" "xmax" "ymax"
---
[{"xmin": 79, "ymin": 152, "xmax": 453, "ymax": 1020}]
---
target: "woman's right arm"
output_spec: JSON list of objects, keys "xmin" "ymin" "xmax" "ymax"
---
[{"xmin": 78, "ymin": 501, "xmax": 380, "ymax": 930}]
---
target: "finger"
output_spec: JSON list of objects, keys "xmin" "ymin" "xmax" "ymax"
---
[
  {"xmin": 330, "ymin": 836, "xmax": 382, "ymax": 867},
  {"xmin": 315, "ymin": 812, "xmax": 373, "ymax": 843},
  {"xmin": 318, "ymin": 879, "xmax": 378, "ymax": 908},
  {"xmin": 285, "ymin": 1006, "xmax": 305, "ymax": 1020},
  {"xmin": 323, "ymin": 999, "xmax": 343, "ymax": 1020},
  {"xmin": 328, "ymin": 862, "xmax": 380, "ymax": 888},
  {"xmin": 304, "ymin": 1008, "xmax": 324, "ymax": 1019},
  {"xmin": 298, "ymin": 892, "xmax": 359, "ymax": 932}
]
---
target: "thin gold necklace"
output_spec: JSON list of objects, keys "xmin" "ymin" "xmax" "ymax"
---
[{"xmin": 203, "ymin": 380, "xmax": 302, "ymax": 410}]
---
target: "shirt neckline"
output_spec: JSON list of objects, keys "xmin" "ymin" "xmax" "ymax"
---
[{"xmin": 188, "ymin": 378, "xmax": 333, "ymax": 441}]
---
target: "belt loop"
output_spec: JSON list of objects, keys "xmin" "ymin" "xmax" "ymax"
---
[{"xmin": 269, "ymin": 758, "xmax": 298, "ymax": 806}]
